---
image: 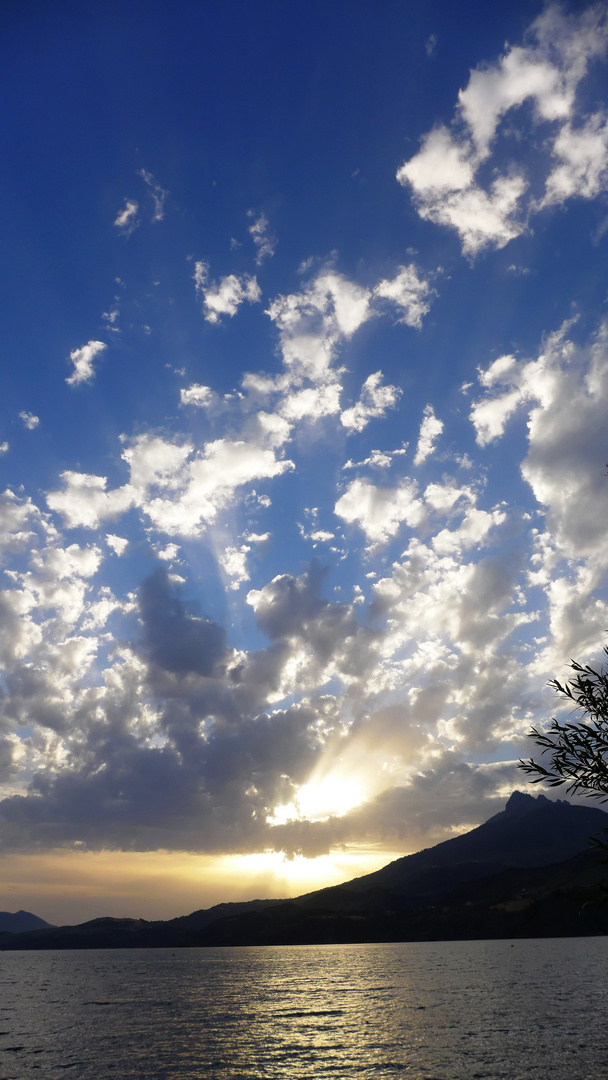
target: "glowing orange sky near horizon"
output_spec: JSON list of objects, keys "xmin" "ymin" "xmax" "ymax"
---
[{"xmin": 0, "ymin": 845, "xmax": 406, "ymax": 927}]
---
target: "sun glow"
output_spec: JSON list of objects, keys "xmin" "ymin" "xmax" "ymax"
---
[
  {"xmin": 266, "ymin": 727, "xmax": 409, "ymax": 828},
  {"xmin": 268, "ymin": 774, "xmax": 365, "ymax": 825}
]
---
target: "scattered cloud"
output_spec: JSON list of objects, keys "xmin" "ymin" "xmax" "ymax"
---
[
  {"xmin": 414, "ymin": 404, "xmax": 444, "ymax": 465},
  {"xmin": 180, "ymin": 384, "xmax": 214, "ymax": 408},
  {"xmin": 3, "ymin": 314, "xmax": 608, "ymax": 858},
  {"xmin": 341, "ymin": 372, "xmax": 401, "ymax": 432},
  {"xmin": 106, "ymin": 534, "xmax": 129, "ymax": 556},
  {"xmin": 372, "ymin": 264, "xmax": 436, "ymax": 328},
  {"xmin": 139, "ymin": 169, "xmax": 169, "ymax": 221},
  {"xmin": 343, "ymin": 447, "xmax": 408, "ymax": 470},
  {"xmin": 65, "ymin": 341, "xmax": 107, "ymax": 387},
  {"xmin": 194, "ymin": 260, "xmax": 262, "ymax": 323},
  {"xmin": 4, "ymin": 6, "xmax": 608, "ymax": 878},
  {"xmin": 114, "ymin": 198, "xmax": 139, "ymax": 235},
  {"xmin": 397, "ymin": 4, "xmax": 608, "ymax": 255},
  {"xmin": 247, "ymin": 211, "xmax": 277, "ymax": 264},
  {"xmin": 335, "ymin": 476, "xmax": 426, "ymax": 545},
  {"xmin": 19, "ymin": 412, "xmax": 39, "ymax": 430}
]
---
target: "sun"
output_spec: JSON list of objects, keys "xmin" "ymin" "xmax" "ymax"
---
[{"xmin": 267, "ymin": 774, "xmax": 365, "ymax": 825}]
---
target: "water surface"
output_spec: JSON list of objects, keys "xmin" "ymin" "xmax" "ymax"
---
[{"xmin": 1, "ymin": 937, "xmax": 607, "ymax": 1078}]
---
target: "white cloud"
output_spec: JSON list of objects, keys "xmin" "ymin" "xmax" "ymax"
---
[
  {"xmin": 194, "ymin": 260, "xmax": 262, "ymax": 323},
  {"xmin": 343, "ymin": 447, "xmax": 408, "ymax": 470},
  {"xmin": 102, "ymin": 304, "xmax": 120, "ymax": 331},
  {"xmin": 335, "ymin": 477, "xmax": 426, "ymax": 545},
  {"xmin": 267, "ymin": 270, "xmax": 373, "ymax": 381},
  {"xmin": 341, "ymin": 371, "xmax": 401, "ymax": 432},
  {"xmin": 114, "ymin": 198, "xmax": 139, "ymax": 234},
  {"xmin": 219, "ymin": 544, "xmax": 251, "ymax": 589},
  {"xmin": 280, "ymin": 381, "xmax": 342, "ymax": 422},
  {"xmin": 9, "ymin": 221, "xmax": 608, "ymax": 865},
  {"xmin": 297, "ymin": 509, "xmax": 335, "ymax": 546},
  {"xmin": 139, "ymin": 169, "xmax": 168, "ymax": 221},
  {"xmin": 372, "ymin": 264, "xmax": 436, "ymax": 328},
  {"xmin": 19, "ymin": 412, "xmax": 39, "ymax": 430},
  {"xmin": 471, "ymin": 319, "xmax": 608, "ymax": 655},
  {"xmin": 180, "ymin": 384, "xmax": 214, "ymax": 408},
  {"xmin": 66, "ymin": 341, "xmax": 107, "ymax": 387},
  {"xmin": 0, "ymin": 490, "xmax": 53, "ymax": 556},
  {"xmin": 47, "ymin": 426, "xmax": 294, "ymax": 539},
  {"xmin": 106, "ymin": 534, "xmax": 129, "ymax": 556},
  {"xmin": 157, "ymin": 542, "xmax": 181, "ymax": 561},
  {"xmin": 47, "ymin": 471, "xmax": 136, "ymax": 528},
  {"xmin": 470, "ymin": 387, "xmax": 523, "ymax": 446},
  {"xmin": 432, "ymin": 507, "xmax": 507, "ymax": 554},
  {"xmin": 247, "ymin": 211, "xmax": 277, "ymax": 264},
  {"xmin": 397, "ymin": 4, "xmax": 608, "ymax": 255},
  {"xmin": 540, "ymin": 112, "xmax": 608, "ymax": 207},
  {"xmin": 397, "ymin": 125, "xmax": 475, "ymax": 196},
  {"xmin": 414, "ymin": 404, "xmax": 444, "ymax": 465},
  {"xmin": 0, "ymin": 442, "xmax": 8, "ymax": 454}
]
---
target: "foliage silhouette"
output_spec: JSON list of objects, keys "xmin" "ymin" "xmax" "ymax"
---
[
  {"xmin": 519, "ymin": 648, "xmax": 608, "ymax": 902},
  {"xmin": 518, "ymin": 648, "xmax": 608, "ymax": 800}
]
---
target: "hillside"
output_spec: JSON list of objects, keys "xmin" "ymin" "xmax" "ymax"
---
[{"xmin": 2, "ymin": 791, "xmax": 607, "ymax": 949}]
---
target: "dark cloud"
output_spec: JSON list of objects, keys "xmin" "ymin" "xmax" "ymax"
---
[{"xmin": 139, "ymin": 568, "xmax": 227, "ymax": 676}]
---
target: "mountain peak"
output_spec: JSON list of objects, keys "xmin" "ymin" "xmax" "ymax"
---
[
  {"xmin": 504, "ymin": 790, "xmax": 563, "ymax": 815},
  {"xmin": 505, "ymin": 790, "xmax": 536, "ymax": 814}
]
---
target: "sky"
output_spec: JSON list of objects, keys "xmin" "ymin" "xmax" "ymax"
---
[{"xmin": 2, "ymin": 0, "xmax": 608, "ymax": 924}]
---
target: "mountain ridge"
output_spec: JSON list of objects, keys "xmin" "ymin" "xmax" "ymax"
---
[{"xmin": 3, "ymin": 791, "xmax": 607, "ymax": 948}]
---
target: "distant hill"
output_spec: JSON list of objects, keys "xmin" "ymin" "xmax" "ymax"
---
[
  {"xmin": 0, "ymin": 910, "xmax": 53, "ymax": 933},
  {"xmin": 2, "ymin": 791, "xmax": 608, "ymax": 949}
]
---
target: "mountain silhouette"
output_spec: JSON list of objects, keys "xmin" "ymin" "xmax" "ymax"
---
[
  {"xmin": 0, "ymin": 910, "xmax": 53, "ymax": 933},
  {"xmin": 3, "ymin": 791, "xmax": 608, "ymax": 949}
]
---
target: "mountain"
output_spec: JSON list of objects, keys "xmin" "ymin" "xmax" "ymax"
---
[
  {"xmin": 2, "ymin": 791, "xmax": 608, "ymax": 949},
  {"xmin": 0, "ymin": 910, "xmax": 53, "ymax": 933},
  {"xmin": 302, "ymin": 789, "xmax": 608, "ymax": 903}
]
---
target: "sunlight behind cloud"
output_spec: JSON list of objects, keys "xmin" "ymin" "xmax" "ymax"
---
[{"xmin": 268, "ymin": 775, "xmax": 365, "ymax": 825}]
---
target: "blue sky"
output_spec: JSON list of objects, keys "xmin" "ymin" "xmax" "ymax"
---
[{"xmin": 2, "ymin": 0, "xmax": 608, "ymax": 922}]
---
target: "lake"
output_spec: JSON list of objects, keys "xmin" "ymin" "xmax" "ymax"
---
[{"xmin": 0, "ymin": 938, "xmax": 607, "ymax": 1078}]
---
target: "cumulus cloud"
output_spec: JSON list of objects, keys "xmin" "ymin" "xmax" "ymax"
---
[
  {"xmin": 5, "ymin": 248, "xmax": 608, "ymax": 864},
  {"xmin": 139, "ymin": 568, "xmax": 227, "ymax": 677},
  {"xmin": 372, "ymin": 264, "xmax": 436, "ymax": 328},
  {"xmin": 343, "ymin": 447, "xmax": 407, "ymax": 470},
  {"xmin": 335, "ymin": 477, "xmax": 426, "ymax": 545},
  {"xmin": 114, "ymin": 198, "xmax": 139, "ymax": 234},
  {"xmin": 341, "ymin": 372, "xmax": 401, "ymax": 432},
  {"xmin": 19, "ymin": 412, "xmax": 39, "ymax": 430},
  {"xmin": 65, "ymin": 341, "xmax": 107, "ymax": 387},
  {"xmin": 106, "ymin": 534, "xmax": 129, "ymax": 556},
  {"xmin": 180, "ymin": 384, "xmax": 214, "ymax": 408},
  {"xmin": 194, "ymin": 260, "xmax": 261, "ymax": 323},
  {"xmin": 473, "ymin": 320, "xmax": 608, "ymax": 559},
  {"xmin": 47, "ymin": 425, "xmax": 294, "ymax": 538},
  {"xmin": 267, "ymin": 268, "xmax": 373, "ymax": 380},
  {"xmin": 218, "ymin": 544, "xmax": 252, "ymax": 589},
  {"xmin": 414, "ymin": 404, "xmax": 444, "ymax": 464},
  {"xmin": 470, "ymin": 318, "xmax": 608, "ymax": 671},
  {"xmin": 397, "ymin": 4, "xmax": 608, "ymax": 255}
]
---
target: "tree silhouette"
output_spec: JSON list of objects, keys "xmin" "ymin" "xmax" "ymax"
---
[{"xmin": 519, "ymin": 648, "xmax": 608, "ymax": 800}]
